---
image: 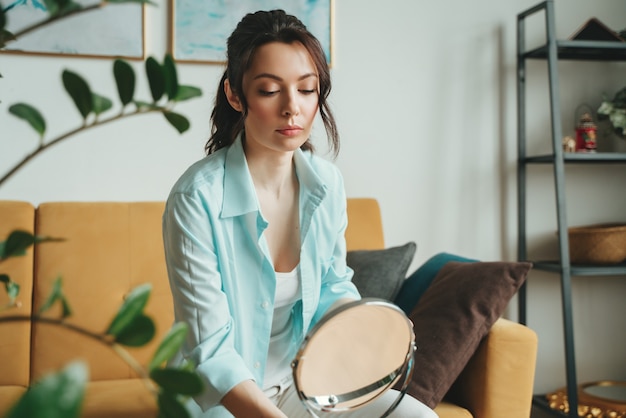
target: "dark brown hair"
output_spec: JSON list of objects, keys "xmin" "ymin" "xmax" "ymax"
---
[{"xmin": 205, "ymin": 9, "xmax": 339, "ymax": 157}]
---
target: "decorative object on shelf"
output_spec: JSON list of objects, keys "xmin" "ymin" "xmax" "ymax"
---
[
  {"xmin": 575, "ymin": 106, "xmax": 598, "ymax": 152},
  {"xmin": 562, "ymin": 135, "xmax": 576, "ymax": 153},
  {"xmin": 568, "ymin": 17, "xmax": 626, "ymax": 42},
  {"xmin": 567, "ymin": 223, "xmax": 626, "ymax": 264},
  {"xmin": 546, "ymin": 381, "xmax": 626, "ymax": 418},
  {"xmin": 598, "ymin": 86, "xmax": 626, "ymax": 139}
]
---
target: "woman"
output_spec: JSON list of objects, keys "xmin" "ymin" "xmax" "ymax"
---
[{"xmin": 162, "ymin": 9, "xmax": 437, "ymax": 418}]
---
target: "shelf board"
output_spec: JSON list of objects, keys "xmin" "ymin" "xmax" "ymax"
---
[
  {"xmin": 522, "ymin": 152, "xmax": 626, "ymax": 164},
  {"xmin": 530, "ymin": 260, "xmax": 626, "ymax": 276},
  {"xmin": 522, "ymin": 40, "xmax": 626, "ymax": 61}
]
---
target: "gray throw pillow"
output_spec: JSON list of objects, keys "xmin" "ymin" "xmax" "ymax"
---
[{"xmin": 346, "ymin": 242, "xmax": 417, "ymax": 301}]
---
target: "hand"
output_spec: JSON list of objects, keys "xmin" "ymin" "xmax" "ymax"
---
[{"xmin": 221, "ymin": 380, "xmax": 288, "ymax": 418}]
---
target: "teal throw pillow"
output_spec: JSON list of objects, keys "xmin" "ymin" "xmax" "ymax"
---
[{"xmin": 393, "ymin": 252, "xmax": 477, "ymax": 315}]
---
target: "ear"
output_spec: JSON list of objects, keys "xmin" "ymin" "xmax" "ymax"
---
[{"xmin": 224, "ymin": 79, "xmax": 243, "ymax": 112}]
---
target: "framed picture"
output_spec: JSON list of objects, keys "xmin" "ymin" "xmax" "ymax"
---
[
  {"xmin": 169, "ymin": 0, "xmax": 333, "ymax": 65},
  {"xmin": 2, "ymin": 0, "xmax": 145, "ymax": 59}
]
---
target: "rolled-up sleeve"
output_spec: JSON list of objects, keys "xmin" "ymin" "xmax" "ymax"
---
[{"xmin": 162, "ymin": 191, "xmax": 254, "ymax": 410}]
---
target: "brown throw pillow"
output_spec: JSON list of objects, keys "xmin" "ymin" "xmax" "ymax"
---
[{"xmin": 405, "ymin": 261, "xmax": 532, "ymax": 409}]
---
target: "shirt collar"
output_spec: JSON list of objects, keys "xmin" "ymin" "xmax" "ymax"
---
[
  {"xmin": 221, "ymin": 135, "xmax": 258, "ymax": 218},
  {"xmin": 221, "ymin": 134, "xmax": 328, "ymax": 219}
]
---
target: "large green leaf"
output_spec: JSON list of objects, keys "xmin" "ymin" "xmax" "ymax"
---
[
  {"xmin": 149, "ymin": 322, "xmax": 188, "ymax": 371},
  {"xmin": 174, "ymin": 85, "xmax": 202, "ymax": 102},
  {"xmin": 0, "ymin": 29, "xmax": 16, "ymax": 49},
  {"xmin": 157, "ymin": 392, "xmax": 190, "ymax": 418},
  {"xmin": 133, "ymin": 100, "xmax": 161, "ymax": 111},
  {"xmin": 58, "ymin": 1, "xmax": 82, "ymax": 16},
  {"xmin": 62, "ymin": 70, "xmax": 93, "ymax": 119},
  {"xmin": 113, "ymin": 59, "xmax": 136, "ymax": 106},
  {"xmin": 146, "ymin": 57, "xmax": 165, "ymax": 102},
  {"xmin": 0, "ymin": 274, "xmax": 20, "ymax": 302},
  {"xmin": 91, "ymin": 93, "xmax": 113, "ymax": 116},
  {"xmin": 8, "ymin": 104, "xmax": 46, "ymax": 137},
  {"xmin": 106, "ymin": 283, "xmax": 152, "ymax": 337},
  {"xmin": 4, "ymin": 361, "xmax": 87, "ymax": 418},
  {"xmin": 38, "ymin": 277, "xmax": 72, "ymax": 318},
  {"xmin": 43, "ymin": 0, "xmax": 80, "ymax": 16},
  {"xmin": 42, "ymin": 0, "xmax": 60, "ymax": 15},
  {"xmin": 150, "ymin": 368, "xmax": 203, "ymax": 396},
  {"xmin": 1, "ymin": 230, "xmax": 35, "ymax": 258},
  {"xmin": 163, "ymin": 111, "xmax": 190, "ymax": 134},
  {"xmin": 1, "ymin": 231, "xmax": 63, "ymax": 259},
  {"xmin": 163, "ymin": 54, "xmax": 179, "ymax": 101},
  {"xmin": 113, "ymin": 314, "xmax": 155, "ymax": 347}
]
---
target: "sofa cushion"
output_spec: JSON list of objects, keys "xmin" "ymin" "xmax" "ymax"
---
[
  {"xmin": 394, "ymin": 252, "xmax": 477, "ymax": 315},
  {"xmin": 0, "ymin": 201, "xmax": 35, "ymax": 389},
  {"xmin": 406, "ymin": 260, "xmax": 532, "ymax": 409},
  {"xmin": 31, "ymin": 202, "xmax": 172, "ymax": 382},
  {"xmin": 346, "ymin": 242, "xmax": 416, "ymax": 301}
]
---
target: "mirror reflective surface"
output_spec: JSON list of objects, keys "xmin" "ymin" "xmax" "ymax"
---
[
  {"xmin": 582, "ymin": 381, "xmax": 626, "ymax": 403},
  {"xmin": 291, "ymin": 298, "xmax": 416, "ymax": 417}
]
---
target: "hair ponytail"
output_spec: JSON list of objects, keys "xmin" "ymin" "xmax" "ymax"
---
[{"xmin": 206, "ymin": 71, "xmax": 245, "ymax": 155}]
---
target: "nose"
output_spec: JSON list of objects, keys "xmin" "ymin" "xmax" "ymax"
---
[{"xmin": 282, "ymin": 91, "xmax": 300, "ymax": 117}]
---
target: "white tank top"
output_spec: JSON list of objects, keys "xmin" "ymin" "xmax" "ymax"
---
[{"xmin": 263, "ymin": 267, "xmax": 302, "ymax": 389}]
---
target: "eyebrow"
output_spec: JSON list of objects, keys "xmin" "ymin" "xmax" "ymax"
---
[{"xmin": 252, "ymin": 72, "xmax": 318, "ymax": 82}]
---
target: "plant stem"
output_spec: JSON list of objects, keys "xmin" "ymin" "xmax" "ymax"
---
[
  {"xmin": 0, "ymin": 107, "xmax": 159, "ymax": 187},
  {"xmin": 9, "ymin": 4, "xmax": 104, "ymax": 43},
  {"xmin": 111, "ymin": 344, "xmax": 158, "ymax": 394},
  {"xmin": 0, "ymin": 314, "xmax": 109, "ymax": 342},
  {"xmin": 0, "ymin": 314, "xmax": 158, "ymax": 394}
]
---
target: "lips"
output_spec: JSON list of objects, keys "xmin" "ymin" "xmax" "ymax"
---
[{"xmin": 276, "ymin": 126, "xmax": 303, "ymax": 136}]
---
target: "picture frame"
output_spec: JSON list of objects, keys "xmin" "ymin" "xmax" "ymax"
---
[
  {"xmin": 169, "ymin": 0, "xmax": 334, "ymax": 66},
  {"xmin": 1, "ymin": 0, "xmax": 146, "ymax": 60}
]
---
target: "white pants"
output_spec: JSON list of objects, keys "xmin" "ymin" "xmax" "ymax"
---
[{"xmin": 267, "ymin": 378, "xmax": 439, "ymax": 418}]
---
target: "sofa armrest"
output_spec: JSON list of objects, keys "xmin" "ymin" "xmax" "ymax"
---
[{"xmin": 446, "ymin": 318, "xmax": 538, "ymax": 418}]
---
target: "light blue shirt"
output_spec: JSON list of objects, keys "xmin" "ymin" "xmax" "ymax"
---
[{"xmin": 162, "ymin": 135, "xmax": 360, "ymax": 416}]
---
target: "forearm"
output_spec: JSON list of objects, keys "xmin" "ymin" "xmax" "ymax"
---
[{"xmin": 221, "ymin": 380, "xmax": 287, "ymax": 418}]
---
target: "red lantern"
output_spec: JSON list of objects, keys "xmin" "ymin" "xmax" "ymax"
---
[{"xmin": 575, "ymin": 112, "xmax": 597, "ymax": 152}]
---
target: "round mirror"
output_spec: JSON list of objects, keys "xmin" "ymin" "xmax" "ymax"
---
[
  {"xmin": 582, "ymin": 381, "xmax": 626, "ymax": 403},
  {"xmin": 291, "ymin": 298, "xmax": 416, "ymax": 417}
]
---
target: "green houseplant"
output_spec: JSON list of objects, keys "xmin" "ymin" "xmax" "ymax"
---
[
  {"xmin": 0, "ymin": 234, "xmax": 203, "ymax": 418},
  {"xmin": 597, "ymin": 85, "xmax": 626, "ymax": 139},
  {"xmin": 1, "ymin": 1, "xmax": 204, "ymax": 416}
]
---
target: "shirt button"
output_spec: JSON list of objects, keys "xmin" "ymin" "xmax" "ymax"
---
[
  {"xmin": 261, "ymin": 301, "xmax": 269, "ymax": 309},
  {"xmin": 254, "ymin": 361, "xmax": 261, "ymax": 369}
]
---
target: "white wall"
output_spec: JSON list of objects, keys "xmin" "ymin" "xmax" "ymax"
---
[{"xmin": 2, "ymin": 0, "xmax": 626, "ymax": 396}]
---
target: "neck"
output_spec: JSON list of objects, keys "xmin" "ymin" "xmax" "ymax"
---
[{"xmin": 247, "ymin": 152, "xmax": 296, "ymax": 198}]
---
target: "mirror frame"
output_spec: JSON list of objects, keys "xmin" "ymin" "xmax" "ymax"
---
[{"xmin": 291, "ymin": 298, "xmax": 416, "ymax": 417}]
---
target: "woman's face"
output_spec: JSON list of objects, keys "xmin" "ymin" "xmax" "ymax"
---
[{"xmin": 226, "ymin": 41, "xmax": 320, "ymax": 157}]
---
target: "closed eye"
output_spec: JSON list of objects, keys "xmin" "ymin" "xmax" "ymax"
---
[
  {"xmin": 299, "ymin": 89, "xmax": 316, "ymax": 94},
  {"xmin": 259, "ymin": 90, "xmax": 279, "ymax": 96}
]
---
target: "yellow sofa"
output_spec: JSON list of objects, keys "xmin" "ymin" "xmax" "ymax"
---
[{"xmin": 0, "ymin": 199, "xmax": 537, "ymax": 418}]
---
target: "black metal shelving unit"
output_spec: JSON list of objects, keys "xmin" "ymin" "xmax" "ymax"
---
[{"xmin": 516, "ymin": 1, "xmax": 626, "ymax": 417}]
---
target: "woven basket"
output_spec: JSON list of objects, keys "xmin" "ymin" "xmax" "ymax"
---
[{"xmin": 568, "ymin": 223, "xmax": 626, "ymax": 264}]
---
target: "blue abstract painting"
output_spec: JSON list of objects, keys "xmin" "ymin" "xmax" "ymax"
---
[
  {"xmin": 171, "ymin": 0, "xmax": 332, "ymax": 64},
  {"xmin": 2, "ymin": 0, "xmax": 144, "ymax": 58}
]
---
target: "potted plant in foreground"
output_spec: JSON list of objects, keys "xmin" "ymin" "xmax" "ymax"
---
[{"xmin": 1, "ymin": 1, "xmax": 204, "ymax": 416}]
